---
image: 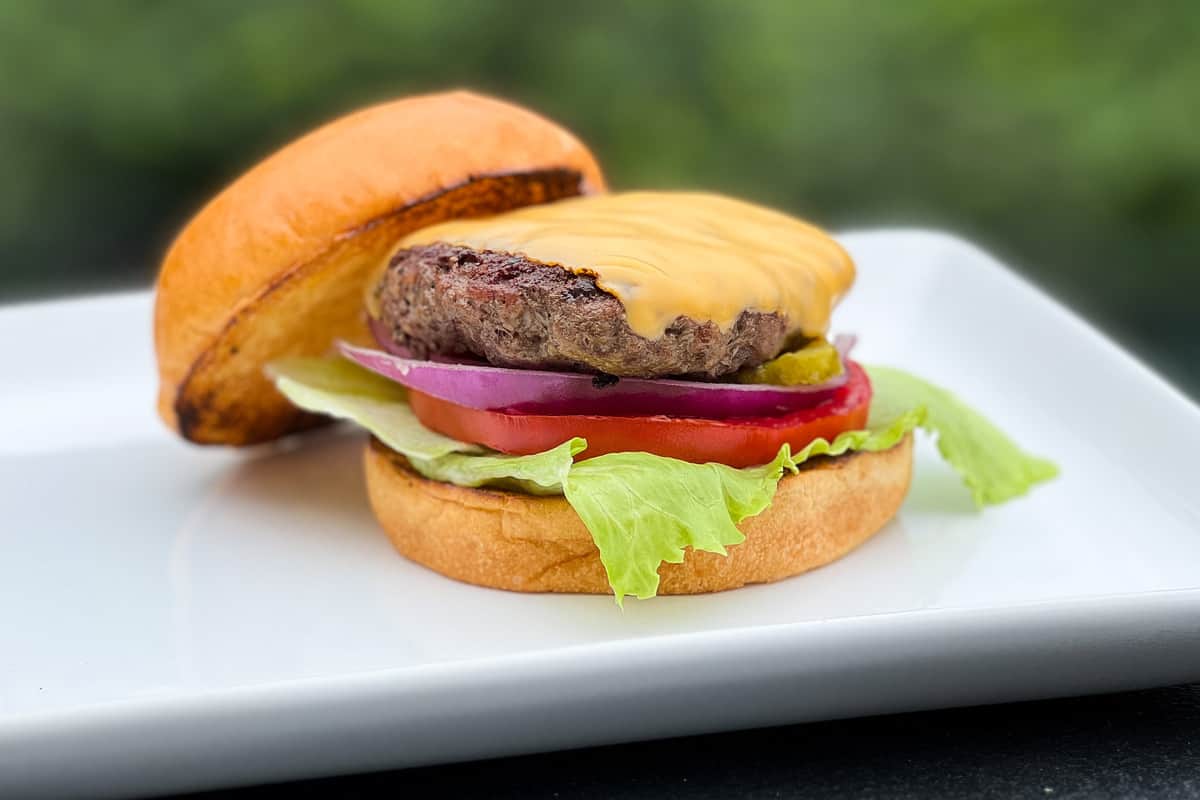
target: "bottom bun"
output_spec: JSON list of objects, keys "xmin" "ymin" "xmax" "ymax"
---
[{"xmin": 364, "ymin": 434, "xmax": 913, "ymax": 596}]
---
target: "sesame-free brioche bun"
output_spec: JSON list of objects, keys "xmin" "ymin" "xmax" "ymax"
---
[
  {"xmin": 155, "ymin": 90, "xmax": 605, "ymax": 445},
  {"xmin": 364, "ymin": 434, "xmax": 913, "ymax": 595}
]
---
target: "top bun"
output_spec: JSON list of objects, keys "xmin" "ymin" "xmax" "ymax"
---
[{"xmin": 154, "ymin": 90, "xmax": 605, "ymax": 445}]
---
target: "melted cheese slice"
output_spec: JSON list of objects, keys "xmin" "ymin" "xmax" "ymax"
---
[{"xmin": 394, "ymin": 191, "xmax": 855, "ymax": 340}]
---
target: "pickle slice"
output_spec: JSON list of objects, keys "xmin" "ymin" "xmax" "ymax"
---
[{"xmin": 736, "ymin": 337, "xmax": 843, "ymax": 386}]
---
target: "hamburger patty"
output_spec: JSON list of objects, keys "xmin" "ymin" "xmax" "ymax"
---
[{"xmin": 374, "ymin": 243, "xmax": 789, "ymax": 378}]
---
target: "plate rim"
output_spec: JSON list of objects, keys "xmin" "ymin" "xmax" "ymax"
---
[{"xmin": 3, "ymin": 586, "xmax": 1199, "ymax": 798}]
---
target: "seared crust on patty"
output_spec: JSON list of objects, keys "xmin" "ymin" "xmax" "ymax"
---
[{"xmin": 375, "ymin": 243, "xmax": 789, "ymax": 378}]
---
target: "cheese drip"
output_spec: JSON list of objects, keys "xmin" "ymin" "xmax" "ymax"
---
[{"xmin": 392, "ymin": 191, "xmax": 855, "ymax": 340}]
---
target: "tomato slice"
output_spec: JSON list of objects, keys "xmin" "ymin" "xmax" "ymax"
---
[{"xmin": 409, "ymin": 361, "xmax": 873, "ymax": 467}]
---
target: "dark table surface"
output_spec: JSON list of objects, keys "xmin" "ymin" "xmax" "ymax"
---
[{"xmin": 173, "ymin": 683, "xmax": 1200, "ymax": 800}]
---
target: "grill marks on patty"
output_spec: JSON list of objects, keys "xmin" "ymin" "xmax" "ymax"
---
[{"xmin": 375, "ymin": 243, "xmax": 789, "ymax": 379}]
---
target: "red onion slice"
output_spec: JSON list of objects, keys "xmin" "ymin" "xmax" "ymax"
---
[
  {"xmin": 337, "ymin": 339, "xmax": 853, "ymax": 419},
  {"xmin": 833, "ymin": 333, "xmax": 856, "ymax": 361},
  {"xmin": 367, "ymin": 316, "xmax": 483, "ymax": 365}
]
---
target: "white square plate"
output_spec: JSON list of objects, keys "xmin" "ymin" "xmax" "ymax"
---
[{"xmin": 2, "ymin": 231, "xmax": 1198, "ymax": 799}]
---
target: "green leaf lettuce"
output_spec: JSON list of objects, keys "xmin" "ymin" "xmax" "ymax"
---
[
  {"xmin": 865, "ymin": 366, "xmax": 1059, "ymax": 506},
  {"xmin": 268, "ymin": 358, "xmax": 581, "ymax": 495},
  {"xmin": 268, "ymin": 357, "xmax": 1056, "ymax": 602}
]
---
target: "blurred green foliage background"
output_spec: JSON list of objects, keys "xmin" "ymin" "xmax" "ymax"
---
[{"xmin": 1, "ymin": 1, "xmax": 1196, "ymax": 393}]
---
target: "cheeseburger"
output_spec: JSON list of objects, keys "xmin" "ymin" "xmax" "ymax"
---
[{"xmin": 155, "ymin": 91, "xmax": 1055, "ymax": 602}]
